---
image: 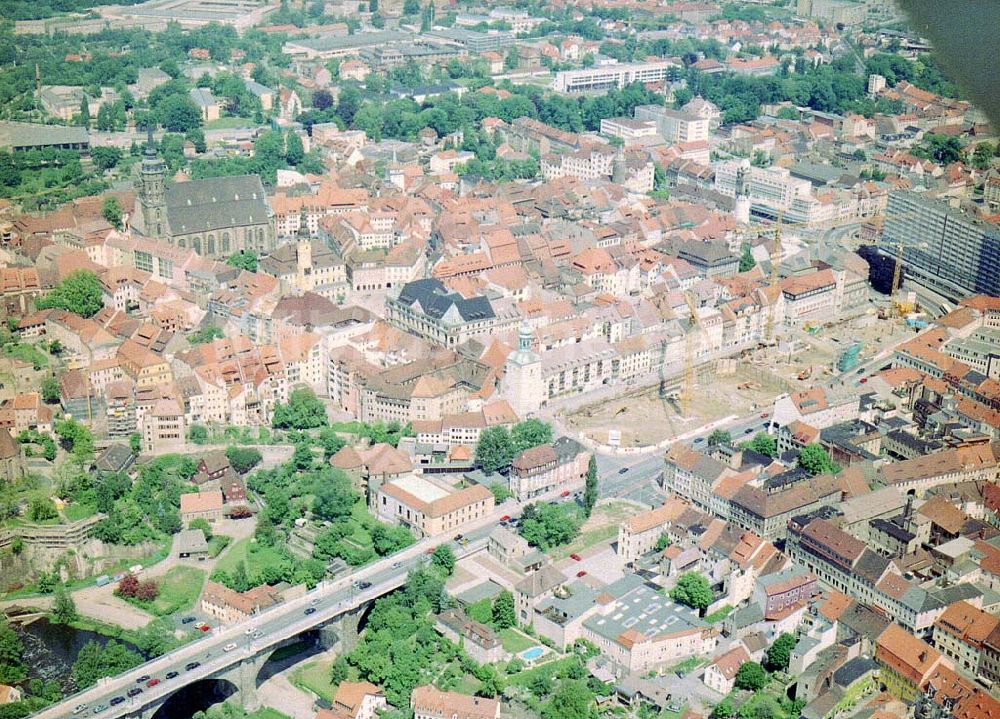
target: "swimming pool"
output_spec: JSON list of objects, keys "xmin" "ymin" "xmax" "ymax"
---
[{"xmin": 521, "ymin": 646, "xmax": 545, "ymax": 660}]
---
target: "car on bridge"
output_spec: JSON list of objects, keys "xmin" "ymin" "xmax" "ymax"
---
[
  {"xmin": 618, "ymin": 467, "xmax": 629, "ymax": 474},
  {"xmin": 224, "ymin": 643, "xmax": 238, "ymax": 652},
  {"xmin": 136, "ymin": 675, "xmax": 150, "ymax": 683},
  {"xmin": 127, "ymin": 688, "xmax": 142, "ymax": 698},
  {"xmin": 185, "ymin": 662, "xmax": 200, "ymax": 671},
  {"xmin": 109, "ymin": 697, "xmax": 124, "ymax": 707},
  {"xmin": 146, "ymin": 678, "xmax": 160, "ymax": 688},
  {"xmin": 72, "ymin": 705, "xmax": 87, "ymax": 714},
  {"xmin": 92, "ymin": 704, "xmax": 107, "ymax": 714},
  {"xmin": 165, "ymin": 672, "xmax": 178, "ymax": 680},
  {"xmin": 304, "ymin": 607, "xmax": 317, "ymax": 615}
]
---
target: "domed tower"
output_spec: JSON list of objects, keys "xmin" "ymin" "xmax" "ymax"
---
[
  {"xmin": 133, "ymin": 127, "xmax": 168, "ymax": 240},
  {"xmin": 503, "ymin": 320, "xmax": 543, "ymax": 418}
]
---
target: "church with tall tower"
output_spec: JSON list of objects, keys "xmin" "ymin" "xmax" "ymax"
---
[
  {"xmin": 130, "ymin": 131, "xmax": 276, "ymax": 260},
  {"xmin": 503, "ymin": 321, "xmax": 543, "ymax": 418}
]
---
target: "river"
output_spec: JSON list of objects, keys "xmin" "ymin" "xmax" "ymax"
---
[{"xmin": 13, "ymin": 617, "xmax": 144, "ymax": 694}]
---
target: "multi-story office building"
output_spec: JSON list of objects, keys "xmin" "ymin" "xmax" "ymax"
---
[
  {"xmin": 879, "ymin": 191, "xmax": 1000, "ymax": 299},
  {"xmin": 553, "ymin": 60, "xmax": 678, "ymax": 93},
  {"xmin": 633, "ymin": 105, "xmax": 709, "ymax": 143}
]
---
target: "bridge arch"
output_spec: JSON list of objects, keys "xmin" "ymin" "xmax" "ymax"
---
[{"xmin": 150, "ymin": 677, "xmax": 239, "ymax": 719}]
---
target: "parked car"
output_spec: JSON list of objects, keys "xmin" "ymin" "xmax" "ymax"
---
[
  {"xmin": 570, "ymin": 553, "xmax": 582, "ymax": 561},
  {"xmin": 760, "ymin": 412, "xmax": 769, "ymax": 418},
  {"xmin": 181, "ymin": 616, "xmax": 196, "ymax": 624},
  {"xmin": 576, "ymin": 570, "xmax": 587, "ymax": 577},
  {"xmin": 185, "ymin": 662, "xmax": 200, "ymax": 671},
  {"xmin": 197, "ymin": 624, "xmax": 210, "ymax": 632},
  {"xmin": 618, "ymin": 467, "xmax": 629, "ymax": 474},
  {"xmin": 252, "ymin": 630, "xmax": 264, "ymax": 639},
  {"xmin": 499, "ymin": 515, "xmax": 511, "ymax": 523},
  {"xmin": 560, "ymin": 490, "xmax": 571, "ymax": 497}
]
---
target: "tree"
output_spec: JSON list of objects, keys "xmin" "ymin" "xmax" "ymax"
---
[
  {"xmin": 330, "ymin": 656, "xmax": 349, "ymax": 685},
  {"xmin": 520, "ymin": 503, "xmax": 581, "ymax": 550},
  {"xmin": 40, "ymin": 376, "xmax": 60, "ymax": 404},
  {"xmin": 512, "ymin": 419, "xmax": 553, "ymax": 453},
  {"xmin": 707, "ymin": 429, "xmax": 732, "ymax": 447},
  {"xmin": 313, "ymin": 470, "xmax": 358, "ymax": 522},
  {"xmin": 739, "ymin": 243, "xmax": 756, "ymax": 272},
  {"xmin": 188, "ymin": 424, "xmax": 209, "ymax": 444},
  {"xmin": 189, "ymin": 517, "xmax": 213, "ymax": 540},
  {"xmin": 293, "ymin": 442, "xmax": 314, "ymax": 470},
  {"xmin": 286, "ymin": 131, "xmax": 305, "ymax": 166},
  {"xmin": 654, "ymin": 533, "xmax": 672, "ymax": 551},
  {"xmin": 100, "ymin": 196, "xmax": 124, "ymax": 230},
  {"xmin": 226, "ymin": 250, "xmax": 258, "ymax": 272},
  {"xmin": 0, "ymin": 622, "xmax": 27, "ymax": 684},
  {"xmin": 475, "ymin": 426, "xmax": 515, "ymax": 474},
  {"xmin": 492, "ymin": 590, "xmax": 515, "ymax": 629},
  {"xmin": 72, "ymin": 640, "xmax": 143, "ymax": 688},
  {"xmin": 189, "ymin": 326, "xmax": 225, "ymax": 345},
  {"xmin": 79, "ymin": 97, "xmax": 91, "ymax": 126},
  {"xmin": 318, "ymin": 427, "xmax": 346, "ymax": 459},
  {"xmin": 743, "ymin": 432, "xmax": 777, "ymax": 458},
  {"xmin": 36, "ymin": 270, "xmax": 103, "ymax": 318},
  {"xmin": 28, "ymin": 496, "xmax": 57, "ymax": 522},
  {"xmin": 542, "ymin": 679, "xmax": 592, "ymax": 719},
  {"xmin": 272, "ymin": 387, "xmax": 327, "ymax": 429},
  {"xmin": 713, "ymin": 699, "xmax": 736, "ymax": 719},
  {"xmin": 91, "ymin": 146, "xmax": 123, "ymax": 171},
  {"xmin": 313, "ymin": 89, "xmax": 335, "ymax": 110},
  {"xmin": 52, "ymin": 587, "xmax": 78, "ymax": 624},
  {"xmin": 583, "ymin": 454, "xmax": 598, "ymax": 518},
  {"xmin": 798, "ymin": 444, "xmax": 837, "ymax": 476},
  {"xmin": 129, "ymin": 432, "xmax": 142, "ymax": 456},
  {"xmin": 431, "ymin": 545, "xmax": 455, "ymax": 575},
  {"xmin": 734, "ymin": 661, "xmax": 768, "ymax": 691},
  {"xmin": 402, "ymin": 0, "xmax": 418, "ymax": 13},
  {"xmin": 226, "ymin": 446, "xmax": 262, "ymax": 474},
  {"xmin": 158, "ymin": 95, "xmax": 203, "ymax": 132},
  {"xmin": 669, "ymin": 572, "xmax": 713, "ymax": 614},
  {"xmin": 765, "ymin": 632, "xmax": 796, "ymax": 672}
]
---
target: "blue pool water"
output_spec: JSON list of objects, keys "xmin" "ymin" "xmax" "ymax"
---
[{"xmin": 521, "ymin": 646, "xmax": 545, "ymax": 660}]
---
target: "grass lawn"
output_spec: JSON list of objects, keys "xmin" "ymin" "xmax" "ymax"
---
[
  {"xmin": 214, "ymin": 537, "xmax": 287, "ymax": 575},
  {"xmin": 251, "ymin": 710, "xmax": 292, "ymax": 719},
  {"xmin": 499, "ymin": 628, "xmax": 536, "ymax": 653},
  {"xmin": 208, "ymin": 534, "xmax": 231, "ymax": 558},
  {"xmin": 668, "ymin": 655, "xmax": 704, "ymax": 677},
  {"xmin": 63, "ymin": 503, "xmax": 97, "ymax": 522},
  {"xmin": 4, "ymin": 342, "xmax": 48, "ymax": 368},
  {"xmin": 549, "ymin": 525, "xmax": 618, "ymax": 561},
  {"xmin": 290, "ymin": 658, "xmax": 337, "ymax": 702},
  {"xmin": 329, "ymin": 420, "xmax": 365, "ymax": 434},
  {"xmin": 467, "ymin": 598, "xmax": 493, "ymax": 625},
  {"xmin": 508, "ymin": 656, "xmax": 578, "ymax": 688},
  {"xmin": 149, "ymin": 565, "xmax": 206, "ymax": 616},
  {"xmin": 205, "ymin": 117, "xmax": 254, "ymax": 129},
  {"xmin": 704, "ymin": 605, "xmax": 734, "ymax": 623}
]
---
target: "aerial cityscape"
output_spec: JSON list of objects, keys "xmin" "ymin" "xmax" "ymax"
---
[{"xmin": 0, "ymin": 1, "xmax": 998, "ymax": 719}]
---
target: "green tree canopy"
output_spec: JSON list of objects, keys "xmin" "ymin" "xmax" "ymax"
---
[
  {"xmin": 520, "ymin": 503, "xmax": 581, "ymax": 551},
  {"xmin": 313, "ymin": 469, "xmax": 358, "ymax": 522},
  {"xmin": 36, "ymin": 270, "xmax": 103, "ymax": 318},
  {"xmin": 431, "ymin": 544, "xmax": 455, "ymax": 575},
  {"xmin": 273, "ymin": 387, "xmax": 327, "ymax": 429},
  {"xmin": 40, "ymin": 376, "xmax": 61, "ymax": 404},
  {"xmin": 511, "ymin": 418, "xmax": 552, "ymax": 453},
  {"xmin": 475, "ymin": 426, "xmax": 515, "ymax": 474},
  {"xmin": 541, "ymin": 679, "xmax": 592, "ymax": 719},
  {"xmin": 765, "ymin": 632, "xmax": 796, "ymax": 672},
  {"xmin": 101, "ymin": 196, "xmax": 123, "ymax": 229},
  {"xmin": 669, "ymin": 572, "xmax": 713, "ymax": 613},
  {"xmin": 734, "ymin": 661, "xmax": 768, "ymax": 691},
  {"xmin": 226, "ymin": 446, "xmax": 262, "ymax": 474},
  {"xmin": 0, "ymin": 621, "xmax": 27, "ymax": 684},
  {"xmin": 739, "ymin": 243, "xmax": 756, "ymax": 272},
  {"xmin": 583, "ymin": 454, "xmax": 598, "ymax": 517},
  {"xmin": 492, "ymin": 590, "xmax": 515, "ymax": 629},
  {"xmin": 798, "ymin": 444, "xmax": 837, "ymax": 476},
  {"xmin": 226, "ymin": 250, "xmax": 258, "ymax": 272},
  {"xmin": 743, "ymin": 432, "xmax": 777, "ymax": 458},
  {"xmin": 52, "ymin": 587, "xmax": 78, "ymax": 624},
  {"xmin": 707, "ymin": 429, "xmax": 732, "ymax": 447},
  {"xmin": 72, "ymin": 640, "xmax": 143, "ymax": 688}
]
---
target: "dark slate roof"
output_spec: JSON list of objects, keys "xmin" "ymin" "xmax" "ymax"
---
[
  {"xmin": 833, "ymin": 656, "xmax": 878, "ymax": 687},
  {"xmin": 94, "ymin": 443, "xmax": 135, "ymax": 473},
  {"xmin": 396, "ymin": 278, "xmax": 495, "ymax": 322},
  {"xmin": 165, "ymin": 175, "xmax": 270, "ymax": 235},
  {"xmin": 853, "ymin": 548, "xmax": 891, "ymax": 585}
]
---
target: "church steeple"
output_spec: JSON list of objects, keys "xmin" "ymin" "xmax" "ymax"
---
[
  {"xmin": 518, "ymin": 320, "xmax": 533, "ymax": 352},
  {"xmin": 135, "ymin": 125, "xmax": 167, "ymax": 239}
]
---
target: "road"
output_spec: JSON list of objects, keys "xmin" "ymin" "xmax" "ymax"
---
[{"xmin": 33, "ymin": 480, "xmax": 584, "ymax": 719}]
